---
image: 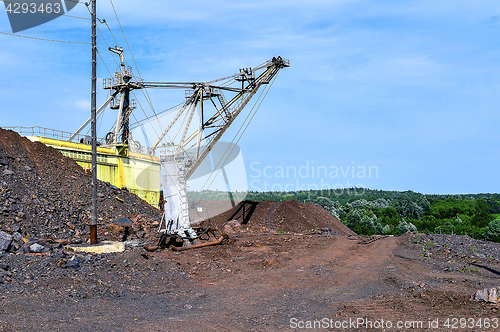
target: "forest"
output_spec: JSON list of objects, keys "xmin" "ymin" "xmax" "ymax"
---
[{"xmin": 188, "ymin": 189, "xmax": 500, "ymax": 242}]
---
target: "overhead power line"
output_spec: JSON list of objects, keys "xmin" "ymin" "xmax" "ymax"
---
[
  {"xmin": 96, "ymin": 24, "xmax": 119, "ymax": 66},
  {"xmin": 108, "ymin": 0, "xmax": 158, "ymax": 118},
  {"xmin": 0, "ymin": 31, "xmax": 90, "ymax": 44},
  {"xmin": 97, "ymin": 48, "xmax": 112, "ymax": 76},
  {"xmin": 101, "ymin": 19, "xmax": 119, "ymax": 49}
]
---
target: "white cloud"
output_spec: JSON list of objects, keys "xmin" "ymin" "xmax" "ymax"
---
[{"xmin": 75, "ymin": 100, "xmax": 90, "ymax": 111}]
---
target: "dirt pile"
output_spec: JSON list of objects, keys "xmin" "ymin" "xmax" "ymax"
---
[
  {"xmin": 0, "ymin": 128, "xmax": 162, "ymax": 251},
  {"xmin": 198, "ymin": 199, "xmax": 356, "ymax": 235}
]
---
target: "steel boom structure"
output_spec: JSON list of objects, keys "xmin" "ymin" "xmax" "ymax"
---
[
  {"xmin": 144, "ymin": 56, "xmax": 290, "ymax": 179},
  {"xmin": 71, "ymin": 53, "xmax": 289, "ymax": 243}
]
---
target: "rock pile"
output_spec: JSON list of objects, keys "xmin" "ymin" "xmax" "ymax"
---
[
  {"xmin": 198, "ymin": 199, "xmax": 356, "ymax": 235},
  {"xmin": 423, "ymin": 234, "xmax": 500, "ymax": 261},
  {"xmin": 0, "ymin": 128, "xmax": 162, "ymax": 253}
]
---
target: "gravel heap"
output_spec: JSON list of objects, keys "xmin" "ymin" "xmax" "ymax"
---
[
  {"xmin": 0, "ymin": 127, "xmax": 162, "ymax": 253},
  {"xmin": 199, "ymin": 199, "xmax": 356, "ymax": 235},
  {"xmin": 424, "ymin": 234, "xmax": 500, "ymax": 260}
]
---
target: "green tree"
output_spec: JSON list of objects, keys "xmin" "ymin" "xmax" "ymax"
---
[
  {"xmin": 430, "ymin": 198, "xmax": 476, "ymax": 219},
  {"xmin": 343, "ymin": 209, "xmax": 383, "ymax": 235},
  {"xmin": 471, "ymin": 199, "xmax": 495, "ymax": 228},
  {"xmin": 379, "ymin": 206, "xmax": 400, "ymax": 227},
  {"xmin": 486, "ymin": 219, "xmax": 500, "ymax": 242},
  {"xmin": 397, "ymin": 219, "xmax": 417, "ymax": 233},
  {"xmin": 434, "ymin": 221, "xmax": 455, "ymax": 234}
]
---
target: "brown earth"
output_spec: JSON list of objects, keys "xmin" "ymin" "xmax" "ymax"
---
[
  {"xmin": 197, "ymin": 199, "xmax": 356, "ymax": 236},
  {"xmin": 188, "ymin": 199, "xmax": 245, "ymax": 224},
  {"xmin": 1, "ymin": 233, "xmax": 500, "ymax": 331}
]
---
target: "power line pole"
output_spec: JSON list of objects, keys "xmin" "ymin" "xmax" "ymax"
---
[{"xmin": 90, "ymin": 0, "xmax": 98, "ymax": 244}]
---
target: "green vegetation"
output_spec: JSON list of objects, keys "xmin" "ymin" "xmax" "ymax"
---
[
  {"xmin": 415, "ymin": 237, "xmax": 436, "ymax": 261},
  {"xmin": 188, "ymin": 189, "xmax": 500, "ymax": 241},
  {"xmin": 485, "ymin": 219, "xmax": 500, "ymax": 242}
]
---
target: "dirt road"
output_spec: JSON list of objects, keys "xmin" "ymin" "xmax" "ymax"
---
[{"xmin": 1, "ymin": 233, "xmax": 498, "ymax": 331}]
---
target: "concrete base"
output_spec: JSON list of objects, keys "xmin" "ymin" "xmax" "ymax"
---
[{"xmin": 64, "ymin": 241, "xmax": 125, "ymax": 254}]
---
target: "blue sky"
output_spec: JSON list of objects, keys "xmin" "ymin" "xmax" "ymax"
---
[{"xmin": 1, "ymin": 0, "xmax": 499, "ymax": 194}]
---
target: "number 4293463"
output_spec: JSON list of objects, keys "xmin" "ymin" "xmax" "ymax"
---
[
  {"xmin": 443, "ymin": 318, "xmax": 499, "ymax": 329},
  {"xmin": 5, "ymin": 2, "xmax": 62, "ymax": 14}
]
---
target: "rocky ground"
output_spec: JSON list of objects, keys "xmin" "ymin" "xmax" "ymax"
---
[
  {"xmin": 0, "ymin": 233, "xmax": 499, "ymax": 331},
  {"xmin": 411, "ymin": 233, "xmax": 500, "ymax": 281}
]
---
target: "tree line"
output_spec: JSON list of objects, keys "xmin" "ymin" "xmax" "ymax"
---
[{"xmin": 188, "ymin": 189, "xmax": 500, "ymax": 242}]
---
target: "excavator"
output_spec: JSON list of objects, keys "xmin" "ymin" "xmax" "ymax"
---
[
  {"xmin": 71, "ymin": 47, "xmax": 290, "ymax": 250},
  {"xmin": 149, "ymin": 56, "xmax": 289, "ymax": 250},
  {"xmin": 149, "ymin": 57, "xmax": 289, "ymax": 250}
]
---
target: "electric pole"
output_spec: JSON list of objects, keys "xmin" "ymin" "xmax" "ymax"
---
[{"xmin": 90, "ymin": 0, "xmax": 98, "ymax": 244}]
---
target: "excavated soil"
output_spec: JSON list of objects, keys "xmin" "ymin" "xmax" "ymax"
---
[
  {"xmin": 197, "ymin": 199, "xmax": 356, "ymax": 236},
  {"xmin": 1, "ymin": 233, "xmax": 500, "ymax": 331}
]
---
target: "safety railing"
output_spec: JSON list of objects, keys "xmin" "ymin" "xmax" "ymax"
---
[{"xmin": 2, "ymin": 126, "xmax": 103, "ymax": 143}]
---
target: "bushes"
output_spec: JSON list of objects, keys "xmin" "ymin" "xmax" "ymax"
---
[
  {"xmin": 486, "ymin": 220, "xmax": 500, "ymax": 242},
  {"xmin": 316, "ymin": 197, "xmax": 345, "ymax": 220},
  {"xmin": 343, "ymin": 209, "xmax": 383, "ymax": 235},
  {"xmin": 338, "ymin": 196, "xmax": 499, "ymax": 239},
  {"xmin": 379, "ymin": 206, "xmax": 400, "ymax": 228},
  {"xmin": 397, "ymin": 219, "xmax": 417, "ymax": 233},
  {"xmin": 430, "ymin": 198, "xmax": 476, "ymax": 219},
  {"xmin": 434, "ymin": 221, "xmax": 455, "ymax": 234}
]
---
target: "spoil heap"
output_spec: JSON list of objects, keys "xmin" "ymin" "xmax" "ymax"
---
[
  {"xmin": 199, "ymin": 199, "xmax": 356, "ymax": 235},
  {"xmin": 0, "ymin": 128, "xmax": 161, "ymax": 252}
]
